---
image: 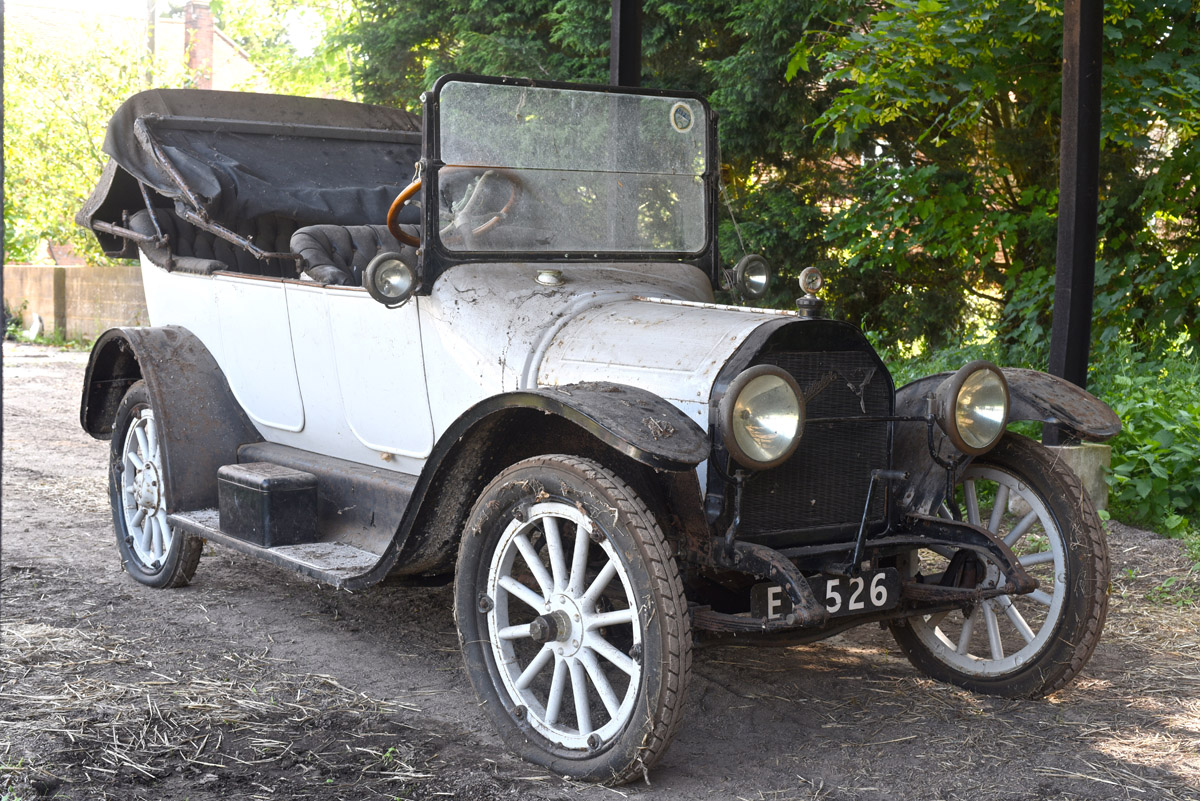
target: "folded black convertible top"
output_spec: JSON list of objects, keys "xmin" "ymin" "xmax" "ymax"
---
[{"xmin": 78, "ymin": 89, "xmax": 422, "ymax": 258}]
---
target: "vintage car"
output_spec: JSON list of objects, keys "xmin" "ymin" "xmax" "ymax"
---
[{"xmin": 78, "ymin": 75, "xmax": 1120, "ymax": 784}]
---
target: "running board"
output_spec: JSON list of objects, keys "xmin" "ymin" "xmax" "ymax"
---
[{"xmin": 169, "ymin": 508, "xmax": 380, "ymax": 587}]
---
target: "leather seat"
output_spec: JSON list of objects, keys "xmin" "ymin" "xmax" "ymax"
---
[{"xmin": 290, "ymin": 224, "xmax": 418, "ymax": 286}]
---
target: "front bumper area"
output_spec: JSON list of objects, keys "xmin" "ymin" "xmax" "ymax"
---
[{"xmin": 690, "ymin": 515, "xmax": 1037, "ymax": 634}]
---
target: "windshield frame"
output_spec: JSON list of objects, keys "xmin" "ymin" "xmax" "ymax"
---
[{"xmin": 419, "ymin": 74, "xmax": 719, "ymax": 288}]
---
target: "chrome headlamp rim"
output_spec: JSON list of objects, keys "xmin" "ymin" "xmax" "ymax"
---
[
  {"xmin": 718, "ymin": 364, "xmax": 805, "ymax": 471},
  {"xmin": 364, "ymin": 251, "xmax": 418, "ymax": 307},
  {"xmin": 934, "ymin": 360, "xmax": 1010, "ymax": 456}
]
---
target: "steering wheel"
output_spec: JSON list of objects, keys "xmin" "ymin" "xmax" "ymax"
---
[
  {"xmin": 387, "ymin": 178, "xmax": 423, "ymax": 247},
  {"xmin": 387, "ymin": 168, "xmax": 523, "ymax": 248},
  {"xmin": 438, "ymin": 167, "xmax": 523, "ymax": 245}
]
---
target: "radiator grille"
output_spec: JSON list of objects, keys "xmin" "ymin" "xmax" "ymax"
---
[{"xmin": 738, "ymin": 350, "xmax": 890, "ymax": 540}]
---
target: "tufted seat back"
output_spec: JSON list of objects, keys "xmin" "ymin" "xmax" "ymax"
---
[{"xmin": 290, "ymin": 224, "xmax": 419, "ymax": 286}]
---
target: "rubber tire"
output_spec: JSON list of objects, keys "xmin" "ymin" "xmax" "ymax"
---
[
  {"xmin": 454, "ymin": 455, "xmax": 691, "ymax": 785},
  {"xmin": 109, "ymin": 381, "xmax": 202, "ymax": 588},
  {"xmin": 890, "ymin": 433, "xmax": 1110, "ymax": 698}
]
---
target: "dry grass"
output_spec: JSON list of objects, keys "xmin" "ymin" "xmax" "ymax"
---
[{"xmin": 0, "ymin": 620, "xmax": 438, "ymax": 800}]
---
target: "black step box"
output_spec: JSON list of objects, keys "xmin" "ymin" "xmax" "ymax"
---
[{"xmin": 218, "ymin": 462, "xmax": 317, "ymax": 547}]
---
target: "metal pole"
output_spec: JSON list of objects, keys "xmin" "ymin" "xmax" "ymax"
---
[
  {"xmin": 610, "ymin": 0, "xmax": 642, "ymax": 87},
  {"xmin": 1045, "ymin": 0, "xmax": 1103, "ymax": 446}
]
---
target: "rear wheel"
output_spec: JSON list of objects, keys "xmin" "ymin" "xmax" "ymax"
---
[
  {"xmin": 455, "ymin": 455, "xmax": 690, "ymax": 784},
  {"xmin": 891, "ymin": 434, "xmax": 1109, "ymax": 697},
  {"xmin": 109, "ymin": 381, "xmax": 201, "ymax": 588}
]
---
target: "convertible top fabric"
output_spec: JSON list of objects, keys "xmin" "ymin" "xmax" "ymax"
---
[{"xmin": 78, "ymin": 89, "xmax": 422, "ymax": 257}]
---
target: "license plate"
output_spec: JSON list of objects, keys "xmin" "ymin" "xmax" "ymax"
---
[{"xmin": 751, "ymin": 568, "xmax": 901, "ymax": 621}]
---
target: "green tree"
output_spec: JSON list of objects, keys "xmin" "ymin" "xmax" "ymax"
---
[
  {"xmin": 793, "ymin": 0, "xmax": 1200, "ymax": 352},
  {"xmin": 3, "ymin": 26, "xmax": 182, "ymax": 264},
  {"xmin": 212, "ymin": 0, "xmax": 356, "ymax": 98}
]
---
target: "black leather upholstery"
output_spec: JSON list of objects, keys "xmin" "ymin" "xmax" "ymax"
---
[{"xmin": 290, "ymin": 224, "xmax": 419, "ymax": 286}]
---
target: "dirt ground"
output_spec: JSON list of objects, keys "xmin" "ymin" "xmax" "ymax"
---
[{"xmin": 2, "ymin": 341, "xmax": 1198, "ymax": 801}]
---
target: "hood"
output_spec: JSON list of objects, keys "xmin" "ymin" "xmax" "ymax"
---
[
  {"xmin": 538, "ymin": 297, "xmax": 795, "ymax": 428},
  {"xmin": 419, "ymin": 262, "xmax": 796, "ymax": 433}
]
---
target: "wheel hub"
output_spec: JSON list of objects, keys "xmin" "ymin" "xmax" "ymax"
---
[
  {"xmin": 132, "ymin": 461, "xmax": 161, "ymax": 513},
  {"xmin": 529, "ymin": 610, "xmax": 571, "ymax": 644},
  {"xmin": 548, "ymin": 593, "xmax": 585, "ymax": 656}
]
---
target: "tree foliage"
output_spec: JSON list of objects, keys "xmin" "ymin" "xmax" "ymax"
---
[
  {"xmin": 211, "ymin": 0, "xmax": 355, "ymax": 97},
  {"xmin": 794, "ymin": 0, "xmax": 1200, "ymax": 351},
  {"xmin": 3, "ymin": 27, "xmax": 182, "ymax": 264}
]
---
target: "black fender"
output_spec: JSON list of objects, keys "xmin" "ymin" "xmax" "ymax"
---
[
  {"xmin": 81, "ymin": 326, "xmax": 262, "ymax": 512},
  {"xmin": 477, "ymin": 382, "xmax": 711, "ymax": 471},
  {"xmin": 353, "ymin": 381, "xmax": 709, "ymax": 585},
  {"xmin": 893, "ymin": 368, "xmax": 1120, "ymax": 515}
]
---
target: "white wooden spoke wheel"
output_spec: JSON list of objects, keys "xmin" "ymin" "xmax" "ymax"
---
[
  {"xmin": 456, "ymin": 455, "xmax": 690, "ymax": 784},
  {"xmin": 892, "ymin": 434, "xmax": 1109, "ymax": 698},
  {"xmin": 109, "ymin": 381, "xmax": 201, "ymax": 588}
]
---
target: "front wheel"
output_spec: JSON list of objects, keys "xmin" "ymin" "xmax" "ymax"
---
[
  {"xmin": 891, "ymin": 433, "xmax": 1110, "ymax": 698},
  {"xmin": 109, "ymin": 381, "xmax": 202, "ymax": 588},
  {"xmin": 454, "ymin": 455, "xmax": 691, "ymax": 784}
]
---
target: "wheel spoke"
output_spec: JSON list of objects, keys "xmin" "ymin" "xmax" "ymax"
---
[
  {"xmin": 1004, "ymin": 510, "xmax": 1039, "ymax": 547},
  {"xmin": 1019, "ymin": 550, "xmax": 1054, "ymax": 567},
  {"xmin": 925, "ymin": 611, "xmax": 949, "ymax": 629},
  {"xmin": 134, "ymin": 425, "xmax": 151, "ymax": 461},
  {"xmin": 582, "ymin": 560, "xmax": 618, "ymax": 609},
  {"xmin": 995, "ymin": 595, "xmax": 1036, "ymax": 644},
  {"xmin": 155, "ymin": 509, "xmax": 172, "ymax": 549},
  {"xmin": 515, "ymin": 643, "xmax": 554, "ymax": 690},
  {"xmin": 983, "ymin": 600, "xmax": 1004, "ymax": 660},
  {"xmin": 956, "ymin": 609, "xmax": 976, "ymax": 655},
  {"xmin": 986, "ymin": 484, "xmax": 1010, "ymax": 533},
  {"xmin": 586, "ymin": 608, "xmax": 634, "ymax": 631},
  {"xmin": 544, "ymin": 657, "xmax": 567, "ymax": 726},
  {"xmin": 578, "ymin": 649, "xmax": 621, "ymax": 719},
  {"xmin": 543, "ymin": 516, "xmax": 567, "ymax": 591},
  {"xmin": 514, "ymin": 533, "xmax": 554, "ymax": 599},
  {"xmin": 151, "ymin": 516, "xmax": 165, "ymax": 559},
  {"xmin": 138, "ymin": 517, "xmax": 154, "ymax": 554},
  {"xmin": 497, "ymin": 624, "xmax": 534, "ymax": 640},
  {"xmin": 567, "ymin": 521, "xmax": 590, "ymax": 596},
  {"xmin": 567, "ymin": 658, "xmax": 592, "ymax": 735},
  {"xmin": 1029, "ymin": 588, "xmax": 1054, "ymax": 607},
  {"xmin": 127, "ymin": 452, "xmax": 145, "ymax": 471},
  {"xmin": 131, "ymin": 508, "xmax": 146, "ymax": 527},
  {"xmin": 586, "ymin": 632, "xmax": 637, "ymax": 677},
  {"xmin": 498, "ymin": 575, "xmax": 547, "ymax": 612},
  {"xmin": 145, "ymin": 417, "xmax": 159, "ymax": 461},
  {"xmin": 964, "ymin": 480, "xmax": 981, "ymax": 526}
]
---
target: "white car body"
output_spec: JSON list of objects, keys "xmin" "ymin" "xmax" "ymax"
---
[{"xmin": 143, "ymin": 257, "xmax": 783, "ymax": 483}]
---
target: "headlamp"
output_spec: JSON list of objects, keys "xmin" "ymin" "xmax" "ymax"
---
[
  {"xmin": 719, "ymin": 365, "xmax": 805, "ymax": 470},
  {"xmin": 934, "ymin": 361, "xmax": 1009, "ymax": 456}
]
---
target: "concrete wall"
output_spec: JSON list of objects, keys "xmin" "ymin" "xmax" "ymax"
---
[{"xmin": 4, "ymin": 263, "xmax": 148, "ymax": 341}]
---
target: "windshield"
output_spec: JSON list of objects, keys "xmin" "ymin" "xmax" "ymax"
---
[{"xmin": 435, "ymin": 80, "xmax": 708, "ymax": 255}]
